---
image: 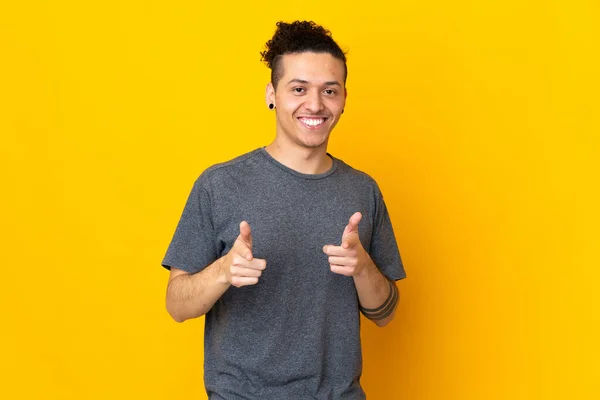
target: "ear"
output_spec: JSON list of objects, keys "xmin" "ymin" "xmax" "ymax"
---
[{"xmin": 265, "ymin": 82, "xmax": 276, "ymax": 108}]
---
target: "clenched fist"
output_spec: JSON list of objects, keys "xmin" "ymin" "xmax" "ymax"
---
[{"xmin": 220, "ymin": 221, "xmax": 267, "ymax": 288}]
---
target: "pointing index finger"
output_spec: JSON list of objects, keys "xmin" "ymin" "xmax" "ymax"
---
[
  {"xmin": 238, "ymin": 221, "xmax": 253, "ymax": 248},
  {"xmin": 348, "ymin": 212, "xmax": 362, "ymax": 229}
]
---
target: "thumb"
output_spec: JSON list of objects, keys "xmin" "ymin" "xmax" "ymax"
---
[{"xmin": 342, "ymin": 212, "xmax": 362, "ymax": 247}]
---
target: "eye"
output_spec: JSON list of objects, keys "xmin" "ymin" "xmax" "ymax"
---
[
  {"xmin": 324, "ymin": 89, "xmax": 336, "ymax": 95},
  {"xmin": 293, "ymin": 87, "xmax": 305, "ymax": 93}
]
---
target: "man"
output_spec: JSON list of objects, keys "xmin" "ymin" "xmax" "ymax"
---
[{"xmin": 161, "ymin": 20, "xmax": 406, "ymax": 400}]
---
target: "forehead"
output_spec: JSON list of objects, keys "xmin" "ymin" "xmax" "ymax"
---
[{"xmin": 280, "ymin": 52, "xmax": 345, "ymax": 84}]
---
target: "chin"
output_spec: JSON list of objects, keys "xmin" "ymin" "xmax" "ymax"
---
[
  {"xmin": 300, "ymin": 137, "xmax": 329, "ymax": 149},
  {"xmin": 296, "ymin": 132, "xmax": 328, "ymax": 147},
  {"xmin": 302, "ymin": 142, "xmax": 327, "ymax": 149}
]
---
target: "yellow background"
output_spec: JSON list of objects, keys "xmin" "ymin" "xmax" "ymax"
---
[{"xmin": 1, "ymin": 1, "xmax": 598, "ymax": 399}]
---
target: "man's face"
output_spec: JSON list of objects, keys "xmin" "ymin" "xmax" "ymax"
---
[{"xmin": 266, "ymin": 52, "xmax": 347, "ymax": 150}]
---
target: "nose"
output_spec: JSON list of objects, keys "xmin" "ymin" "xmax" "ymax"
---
[{"xmin": 304, "ymin": 90, "xmax": 325, "ymax": 113}]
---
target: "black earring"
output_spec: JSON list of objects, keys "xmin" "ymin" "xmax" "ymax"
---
[{"xmin": 269, "ymin": 103, "xmax": 275, "ymax": 110}]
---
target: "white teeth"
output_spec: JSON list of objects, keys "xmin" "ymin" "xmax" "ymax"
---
[{"xmin": 300, "ymin": 118, "xmax": 325, "ymax": 126}]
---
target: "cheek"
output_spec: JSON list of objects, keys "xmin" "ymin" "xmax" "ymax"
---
[
  {"xmin": 275, "ymin": 105, "xmax": 298, "ymax": 126},
  {"xmin": 325, "ymin": 99, "xmax": 344, "ymax": 113},
  {"xmin": 280, "ymin": 102, "xmax": 301, "ymax": 118}
]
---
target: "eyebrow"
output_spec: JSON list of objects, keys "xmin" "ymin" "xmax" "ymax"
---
[{"xmin": 286, "ymin": 78, "xmax": 342, "ymax": 87}]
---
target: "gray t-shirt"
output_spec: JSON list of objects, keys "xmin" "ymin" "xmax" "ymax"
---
[{"xmin": 162, "ymin": 147, "xmax": 406, "ymax": 400}]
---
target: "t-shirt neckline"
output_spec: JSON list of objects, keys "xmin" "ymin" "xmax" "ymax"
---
[{"xmin": 258, "ymin": 147, "xmax": 339, "ymax": 180}]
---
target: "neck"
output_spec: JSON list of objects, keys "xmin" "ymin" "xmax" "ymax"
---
[{"xmin": 265, "ymin": 137, "xmax": 332, "ymax": 175}]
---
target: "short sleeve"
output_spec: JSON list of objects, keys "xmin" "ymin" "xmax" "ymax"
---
[
  {"xmin": 161, "ymin": 174, "xmax": 218, "ymax": 274},
  {"xmin": 369, "ymin": 186, "xmax": 407, "ymax": 281}
]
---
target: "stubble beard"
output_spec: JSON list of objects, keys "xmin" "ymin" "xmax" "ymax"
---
[
  {"xmin": 295, "ymin": 129, "xmax": 330, "ymax": 150},
  {"xmin": 277, "ymin": 118, "xmax": 331, "ymax": 150}
]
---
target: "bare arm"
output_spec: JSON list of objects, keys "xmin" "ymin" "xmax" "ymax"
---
[
  {"xmin": 165, "ymin": 221, "xmax": 266, "ymax": 322},
  {"xmin": 323, "ymin": 212, "xmax": 400, "ymax": 327},
  {"xmin": 166, "ymin": 259, "xmax": 229, "ymax": 322},
  {"xmin": 353, "ymin": 260, "xmax": 399, "ymax": 327}
]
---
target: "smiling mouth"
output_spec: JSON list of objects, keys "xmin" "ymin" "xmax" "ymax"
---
[{"xmin": 297, "ymin": 117, "xmax": 329, "ymax": 128}]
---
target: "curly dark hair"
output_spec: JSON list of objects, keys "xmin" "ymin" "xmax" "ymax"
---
[{"xmin": 260, "ymin": 21, "xmax": 347, "ymax": 90}]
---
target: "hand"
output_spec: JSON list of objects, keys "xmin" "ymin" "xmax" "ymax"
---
[
  {"xmin": 323, "ymin": 212, "xmax": 372, "ymax": 277},
  {"xmin": 220, "ymin": 221, "xmax": 267, "ymax": 287}
]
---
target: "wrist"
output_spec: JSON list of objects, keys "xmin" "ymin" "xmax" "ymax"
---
[
  {"xmin": 356, "ymin": 257, "xmax": 376, "ymax": 279},
  {"xmin": 215, "ymin": 256, "xmax": 230, "ymax": 285}
]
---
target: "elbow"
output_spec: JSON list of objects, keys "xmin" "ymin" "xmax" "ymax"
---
[
  {"xmin": 373, "ymin": 311, "xmax": 396, "ymax": 328},
  {"xmin": 165, "ymin": 298, "xmax": 191, "ymax": 323},
  {"xmin": 165, "ymin": 287, "xmax": 194, "ymax": 323},
  {"xmin": 170, "ymin": 313, "xmax": 186, "ymax": 323},
  {"xmin": 362, "ymin": 309, "xmax": 396, "ymax": 327},
  {"xmin": 165, "ymin": 299, "xmax": 206, "ymax": 323},
  {"xmin": 362, "ymin": 279, "xmax": 400, "ymax": 328},
  {"xmin": 375, "ymin": 319, "xmax": 390, "ymax": 328},
  {"xmin": 166, "ymin": 303, "xmax": 186, "ymax": 323},
  {"xmin": 167, "ymin": 308, "xmax": 200, "ymax": 323}
]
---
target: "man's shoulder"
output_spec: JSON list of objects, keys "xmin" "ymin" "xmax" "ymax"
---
[
  {"xmin": 204, "ymin": 148, "xmax": 262, "ymax": 175},
  {"xmin": 194, "ymin": 148, "xmax": 263, "ymax": 185},
  {"xmin": 335, "ymin": 157, "xmax": 381, "ymax": 190}
]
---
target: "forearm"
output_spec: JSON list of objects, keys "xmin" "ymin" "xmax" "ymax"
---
[
  {"xmin": 353, "ymin": 260, "xmax": 399, "ymax": 327},
  {"xmin": 166, "ymin": 257, "xmax": 230, "ymax": 322}
]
